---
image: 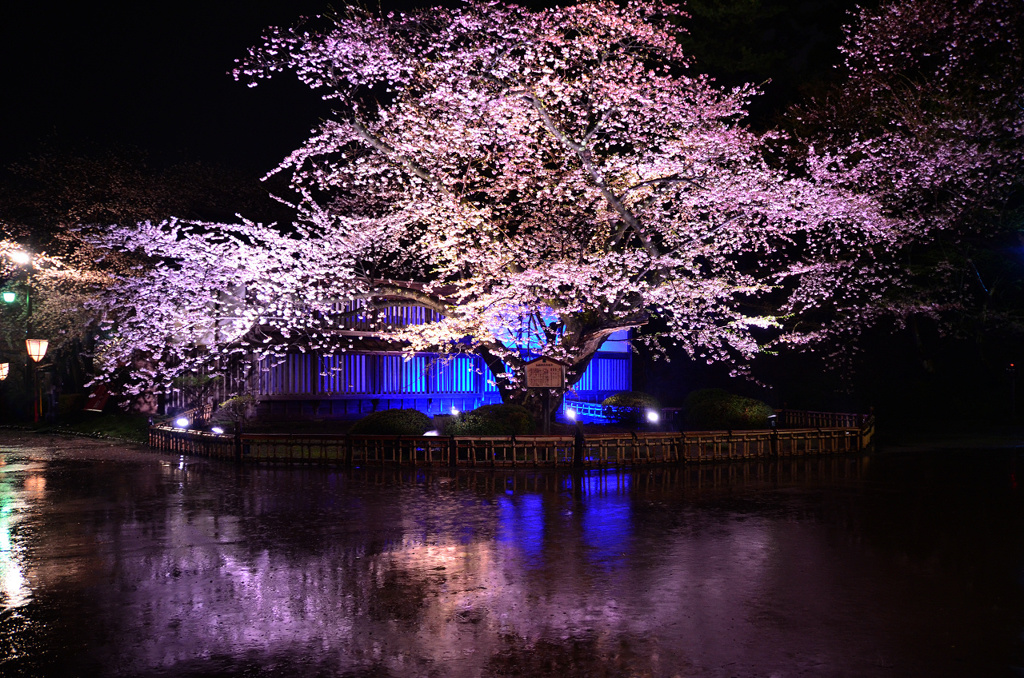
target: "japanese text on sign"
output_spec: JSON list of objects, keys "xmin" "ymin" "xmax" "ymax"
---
[{"xmin": 524, "ymin": 358, "xmax": 565, "ymax": 388}]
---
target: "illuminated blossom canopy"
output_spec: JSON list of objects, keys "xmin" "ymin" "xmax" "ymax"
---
[
  {"xmin": 0, "ymin": 238, "xmax": 114, "ymax": 362},
  {"xmin": 782, "ymin": 0, "xmax": 1024, "ymax": 354},
  {"xmin": 90, "ymin": 0, "xmax": 906, "ymax": 408}
]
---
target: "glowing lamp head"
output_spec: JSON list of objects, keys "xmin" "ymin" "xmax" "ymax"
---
[
  {"xmin": 174, "ymin": 417, "xmax": 190, "ymax": 429},
  {"xmin": 9, "ymin": 251, "xmax": 30, "ymax": 266},
  {"xmin": 0, "ymin": 363, "xmax": 8, "ymax": 381},
  {"xmin": 1, "ymin": 291, "xmax": 15, "ymax": 303},
  {"xmin": 450, "ymin": 406, "xmax": 460, "ymax": 416},
  {"xmin": 566, "ymin": 408, "xmax": 577, "ymax": 421},
  {"xmin": 25, "ymin": 339, "xmax": 48, "ymax": 362},
  {"xmin": 210, "ymin": 426, "xmax": 225, "ymax": 435},
  {"xmin": 646, "ymin": 410, "xmax": 660, "ymax": 423}
]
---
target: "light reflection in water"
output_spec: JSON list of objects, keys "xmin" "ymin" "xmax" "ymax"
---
[
  {"xmin": 0, "ymin": 498, "xmax": 30, "ymax": 609},
  {"xmin": 497, "ymin": 493, "xmax": 544, "ymax": 565},
  {"xmin": 579, "ymin": 470, "xmax": 633, "ymax": 570},
  {"xmin": 0, "ymin": 438, "xmax": 1021, "ymax": 678},
  {"xmin": 0, "ymin": 459, "xmax": 44, "ymax": 611}
]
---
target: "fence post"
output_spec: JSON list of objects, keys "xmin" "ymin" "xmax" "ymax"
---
[
  {"xmin": 233, "ymin": 422, "xmax": 242, "ymax": 463},
  {"xmin": 573, "ymin": 426, "xmax": 585, "ymax": 469},
  {"xmin": 448, "ymin": 437, "xmax": 458, "ymax": 468}
]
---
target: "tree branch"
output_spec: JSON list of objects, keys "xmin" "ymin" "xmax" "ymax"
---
[{"xmin": 518, "ymin": 92, "xmax": 662, "ymax": 259}]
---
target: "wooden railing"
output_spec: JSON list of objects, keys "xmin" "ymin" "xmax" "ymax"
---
[
  {"xmin": 170, "ymin": 403, "xmax": 215, "ymax": 427},
  {"xmin": 150, "ymin": 420, "xmax": 872, "ymax": 468},
  {"xmin": 777, "ymin": 409, "xmax": 870, "ymax": 429}
]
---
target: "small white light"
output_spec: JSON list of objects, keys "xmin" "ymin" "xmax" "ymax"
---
[
  {"xmin": 423, "ymin": 429, "xmax": 439, "ymax": 437},
  {"xmin": 566, "ymin": 408, "xmax": 577, "ymax": 421},
  {"xmin": 211, "ymin": 426, "xmax": 225, "ymax": 435},
  {"xmin": 174, "ymin": 417, "xmax": 190, "ymax": 428},
  {"xmin": 9, "ymin": 251, "xmax": 30, "ymax": 265},
  {"xmin": 450, "ymin": 406, "xmax": 459, "ymax": 415},
  {"xmin": 646, "ymin": 410, "xmax": 660, "ymax": 423}
]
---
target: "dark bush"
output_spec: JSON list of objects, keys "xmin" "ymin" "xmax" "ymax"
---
[
  {"xmin": 58, "ymin": 393, "xmax": 86, "ymax": 417},
  {"xmin": 683, "ymin": 389, "xmax": 774, "ymax": 430},
  {"xmin": 349, "ymin": 408, "xmax": 433, "ymax": 435},
  {"xmin": 443, "ymin": 404, "xmax": 535, "ymax": 435},
  {"xmin": 601, "ymin": 391, "xmax": 661, "ymax": 426}
]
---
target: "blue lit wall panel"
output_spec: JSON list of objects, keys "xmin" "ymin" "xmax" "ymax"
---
[
  {"xmin": 432, "ymin": 355, "xmax": 478, "ymax": 394},
  {"xmin": 401, "ymin": 355, "xmax": 428, "ymax": 393},
  {"xmin": 569, "ymin": 354, "xmax": 630, "ymax": 398}
]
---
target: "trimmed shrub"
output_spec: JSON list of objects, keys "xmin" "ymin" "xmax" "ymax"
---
[
  {"xmin": 350, "ymin": 408, "xmax": 433, "ymax": 435},
  {"xmin": 213, "ymin": 395, "xmax": 257, "ymax": 424},
  {"xmin": 601, "ymin": 391, "xmax": 661, "ymax": 426},
  {"xmin": 443, "ymin": 404, "xmax": 535, "ymax": 436},
  {"xmin": 683, "ymin": 389, "xmax": 774, "ymax": 430}
]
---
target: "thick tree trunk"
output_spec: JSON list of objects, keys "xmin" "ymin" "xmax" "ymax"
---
[
  {"xmin": 479, "ymin": 345, "xmax": 601, "ymax": 431},
  {"xmin": 505, "ymin": 388, "xmax": 565, "ymax": 432}
]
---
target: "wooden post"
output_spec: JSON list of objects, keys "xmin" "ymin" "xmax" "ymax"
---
[
  {"xmin": 233, "ymin": 421, "xmax": 242, "ymax": 462},
  {"xmin": 572, "ymin": 424, "xmax": 585, "ymax": 469},
  {"xmin": 542, "ymin": 390, "xmax": 550, "ymax": 435}
]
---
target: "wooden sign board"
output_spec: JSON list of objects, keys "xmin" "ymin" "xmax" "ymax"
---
[{"xmin": 524, "ymin": 357, "xmax": 566, "ymax": 389}]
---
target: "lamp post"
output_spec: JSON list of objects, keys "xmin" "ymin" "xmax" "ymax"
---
[
  {"xmin": 4, "ymin": 249, "xmax": 47, "ymax": 422},
  {"xmin": 26, "ymin": 339, "xmax": 48, "ymax": 422}
]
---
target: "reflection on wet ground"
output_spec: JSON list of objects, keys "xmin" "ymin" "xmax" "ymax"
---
[{"xmin": 0, "ymin": 432, "xmax": 1021, "ymax": 677}]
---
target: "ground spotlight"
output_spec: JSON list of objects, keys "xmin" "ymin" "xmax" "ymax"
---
[{"xmin": 174, "ymin": 417, "xmax": 190, "ymax": 428}]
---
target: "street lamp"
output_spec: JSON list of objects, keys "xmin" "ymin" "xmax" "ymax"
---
[
  {"xmin": 6, "ymin": 249, "xmax": 48, "ymax": 422},
  {"xmin": 25, "ymin": 339, "xmax": 48, "ymax": 363}
]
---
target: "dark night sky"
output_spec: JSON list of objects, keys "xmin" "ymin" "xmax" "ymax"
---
[
  {"xmin": 0, "ymin": 2, "xmax": 352, "ymax": 172},
  {"xmin": 0, "ymin": 0, "xmax": 856, "ymax": 175}
]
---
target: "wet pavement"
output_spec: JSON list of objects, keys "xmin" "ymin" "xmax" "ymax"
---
[{"xmin": 0, "ymin": 432, "xmax": 1022, "ymax": 677}]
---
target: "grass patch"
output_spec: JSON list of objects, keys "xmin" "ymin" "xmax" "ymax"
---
[{"xmin": 38, "ymin": 412, "xmax": 152, "ymax": 444}]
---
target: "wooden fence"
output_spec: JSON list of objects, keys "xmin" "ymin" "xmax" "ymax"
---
[
  {"xmin": 149, "ymin": 418, "xmax": 873, "ymax": 468},
  {"xmin": 777, "ymin": 409, "xmax": 871, "ymax": 430}
]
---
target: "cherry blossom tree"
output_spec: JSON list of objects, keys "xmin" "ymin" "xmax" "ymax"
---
[
  {"xmin": 0, "ymin": 239, "xmax": 113, "ymax": 360},
  {"xmin": 91, "ymin": 0, "xmax": 897, "ymax": 415},
  {"xmin": 779, "ymin": 0, "xmax": 1024, "ymax": 365},
  {"xmin": 83, "ymin": 218, "xmax": 355, "ymax": 402},
  {"xmin": 0, "ymin": 144, "xmax": 295, "ymax": 402},
  {"xmin": 0, "ymin": 238, "xmax": 116, "ymax": 417}
]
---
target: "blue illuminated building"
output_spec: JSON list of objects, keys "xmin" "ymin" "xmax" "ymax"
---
[{"xmin": 254, "ymin": 301, "xmax": 631, "ymax": 419}]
